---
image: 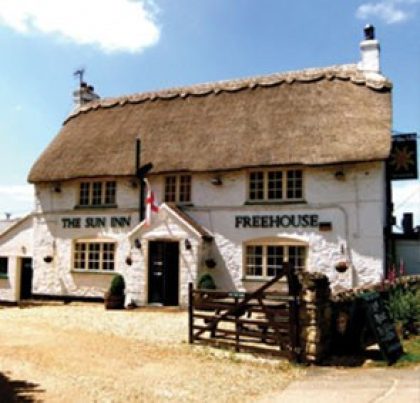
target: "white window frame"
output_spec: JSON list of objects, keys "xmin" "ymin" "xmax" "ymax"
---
[
  {"xmin": 164, "ymin": 174, "xmax": 192, "ymax": 204},
  {"xmin": 78, "ymin": 180, "xmax": 117, "ymax": 207},
  {"xmin": 247, "ymin": 168, "xmax": 303, "ymax": 202},
  {"xmin": 72, "ymin": 239, "xmax": 116, "ymax": 273},
  {"xmin": 243, "ymin": 238, "xmax": 307, "ymax": 280}
]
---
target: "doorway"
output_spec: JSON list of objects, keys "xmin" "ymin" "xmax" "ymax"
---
[
  {"xmin": 20, "ymin": 257, "xmax": 33, "ymax": 299},
  {"xmin": 148, "ymin": 241, "xmax": 179, "ymax": 306}
]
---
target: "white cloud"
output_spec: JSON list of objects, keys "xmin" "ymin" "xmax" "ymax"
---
[
  {"xmin": 356, "ymin": 0, "xmax": 419, "ymax": 24},
  {"xmin": 0, "ymin": 0, "xmax": 160, "ymax": 53},
  {"xmin": 0, "ymin": 185, "xmax": 34, "ymax": 216}
]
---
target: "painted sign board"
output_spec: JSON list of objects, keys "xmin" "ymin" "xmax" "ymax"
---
[
  {"xmin": 361, "ymin": 292, "xmax": 404, "ymax": 364},
  {"xmin": 389, "ymin": 133, "xmax": 418, "ymax": 180}
]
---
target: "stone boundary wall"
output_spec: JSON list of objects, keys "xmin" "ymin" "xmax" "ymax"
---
[
  {"xmin": 297, "ymin": 271, "xmax": 332, "ymax": 363},
  {"xmin": 297, "ymin": 274, "xmax": 420, "ymax": 363}
]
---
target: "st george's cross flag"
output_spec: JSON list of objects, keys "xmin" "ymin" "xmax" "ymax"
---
[{"xmin": 144, "ymin": 179, "xmax": 159, "ymax": 226}]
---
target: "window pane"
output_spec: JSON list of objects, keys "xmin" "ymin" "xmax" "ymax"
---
[
  {"xmin": 102, "ymin": 243, "xmax": 115, "ymax": 271},
  {"xmin": 74, "ymin": 243, "xmax": 86, "ymax": 270},
  {"xmin": 88, "ymin": 243, "xmax": 100, "ymax": 270},
  {"xmin": 0, "ymin": 257, "xmax": 8, "ymax": 275},
  {"xmin": 266, "ymin": 246, "xmax": 284, "ymax": 277},
  {"xmin": 105, "ymin": 181, "xmax": 116, "ymax": 205},
  {"xmin": 92, "ymin": 182, "xmax": 103, "ymax": 205},
  {"xmin": 79, "ymin": 183, "xmax": 90, "ymax": 206},
  {"xmin": 74, "ymin": 242, "xmax": 115, "ymax": 272},
  {"xmin": 179, "ymin": 175, "xmax": 191, "ymax": 203},
  {"xmin": 286, "ymin": 170, "xmax": 303, "ymax": 199},
  {"xmin": 268, "ymin": 171, "xmax": 283, "ymax": 200},
  {"xmin": 249, "ymin": 172, "xmax": 264, "ymax": 200},
  {"xmin": 164, "ymin": 176, "xmax": 177, "ymax": 202},
  {"xmin": 288, "ymin": 246, "xmax": 306, "ymax": 270},
  {"xmin": 245, "ymin": 245, "xmax": 263, "ymax": 276}
]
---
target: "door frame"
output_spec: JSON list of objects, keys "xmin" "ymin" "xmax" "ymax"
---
[{"xmin": 147, "ymin": 239, "xmax": 180, "ymax": 306}]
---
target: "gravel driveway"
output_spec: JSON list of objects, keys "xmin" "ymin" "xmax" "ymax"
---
[{"xmin": 0, "ymin": 303, "xmax": 299, "ymax": 402}]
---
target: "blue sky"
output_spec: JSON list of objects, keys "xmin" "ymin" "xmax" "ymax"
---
[{"xmin": 0, "ymin": 0, "xmax": 419, "ymax": 227}]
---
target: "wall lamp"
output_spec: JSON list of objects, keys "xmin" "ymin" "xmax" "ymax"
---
[
  {"xmin": 210, "ymin": 175, "xmax": 223, "ymax": 186},
  {"xmin": 134, "ymin": 238, "xmax": 142, "ymax": 249},
  {"xmin": 43, "ymin": 255, "xmax": 53, "ymax": 263},
  {"xmin": 52, "ymin": 183, "xmax": 62, "ymax": 193},
  {"xmin": 334, "ymin": 170, "xmax": 345, "ymax": 181},
  {"xmin": 185, "ymin": 239, "xmax": 192, "ymax": 250}
]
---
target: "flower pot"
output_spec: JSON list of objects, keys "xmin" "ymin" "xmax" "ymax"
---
[{"xmin": 104, "ymin": 292, "xmax": 125, "ymax": 310}]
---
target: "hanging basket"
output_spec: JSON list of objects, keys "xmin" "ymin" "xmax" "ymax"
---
[{"xmin": 335, "ymin": 261, "xmax": 348, "ymax": 273}]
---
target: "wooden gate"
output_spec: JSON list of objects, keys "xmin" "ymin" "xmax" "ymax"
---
[{"xmin": 188, "ymin": 267, "xmax": 301, "ymax": 361}]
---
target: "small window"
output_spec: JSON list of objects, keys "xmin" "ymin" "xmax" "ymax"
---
[
  {"xmin": 164, "ymin": 175, "xmax": 192, "ymax": 204},
  {"xmin": 73, "ymin": 241, "xmax": 115, "ymax": 272},
  {"xmin": 78, "ymin": 181, "xmax": 116, "ymax": 207},
  {"xmin": 0, "ymin": 257, "xmax": 8, "ymax": 278},
  {"xmin": 244, "ymin": 243, "xmax": 306, "ymax": 279},
  {"xmin": 248, "ymin": 169, "xmax": 303, "ymax": 202}
]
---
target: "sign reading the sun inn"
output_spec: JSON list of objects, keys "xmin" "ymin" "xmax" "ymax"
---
[
  {"xmin": 235, "ymin": 214, "xmax": 319, "ymax": 228},
  {"xmin": 61, "ymin": 216, "xmax": 131, "ymax": 229}
]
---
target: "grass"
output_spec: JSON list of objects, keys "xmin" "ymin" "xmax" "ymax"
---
[{"xmin": 395, "ymin": 335, "xmax": 420, "ymax": 366}]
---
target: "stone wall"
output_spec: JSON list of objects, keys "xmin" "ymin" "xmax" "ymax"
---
[{"xmin": 298, "ymin": 271, "xmax": 332, "ymax": 363}]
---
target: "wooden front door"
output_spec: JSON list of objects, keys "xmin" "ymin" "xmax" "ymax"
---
[
  {"xmin": 148, "ymin": 241, "xmax": 179, "ymax": 306},
  {"xmin": 20, "ymin": 257, "xmax": 33, "ymax": 299}
]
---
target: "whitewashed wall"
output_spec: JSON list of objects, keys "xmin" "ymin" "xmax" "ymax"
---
[
  {"xmin": 0, "ymin": 216, "xmax": 33, "ymax": 302},
  {"xmin": 27, "ymin": 161, "xmax": 386, "ymax": 304}
]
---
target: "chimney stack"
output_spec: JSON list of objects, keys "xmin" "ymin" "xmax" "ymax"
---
[
  {"xmin": 402, "ymin": 213, "xmax": 414, "ymax": 234},
  {"xmin": 358, "ymin": 24, "xmax": 380, "ymax": 74},
  {"xmin": 73, "ymin": 81, "xmax": 100, "ymax": 107}
]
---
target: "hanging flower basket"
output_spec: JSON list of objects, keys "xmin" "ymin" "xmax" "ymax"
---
[{"xmin": 335, "ymin": 261, "xmax": 348, "ymax": 273}]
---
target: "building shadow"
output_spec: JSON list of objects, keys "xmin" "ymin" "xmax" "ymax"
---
[{"xmin": 0, "ymin": 372, "xmax": 44, "ymax": 402}]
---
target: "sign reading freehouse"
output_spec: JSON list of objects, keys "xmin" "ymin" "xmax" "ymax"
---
[{"xmin": 235, "ymin": 214, "xmax": 319, "ymax": 228}]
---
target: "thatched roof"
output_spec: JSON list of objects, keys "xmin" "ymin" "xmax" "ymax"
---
[{"xmin": 28, "ymin": 64, "xmax": 392, "ymax": 183}]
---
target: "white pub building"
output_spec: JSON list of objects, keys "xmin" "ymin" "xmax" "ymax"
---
[{"xmin": 0, "ymin": 28, "xmax": 392, "ymax": 306}]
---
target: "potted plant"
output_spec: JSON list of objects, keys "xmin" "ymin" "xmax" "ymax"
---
[
  {"xmin": 196, "ymin": 273, "xmax": 216, "ymax": 311},
  {"xmin": 198, "ymin": 273, "xmax": 216, "ymax": 290},
  {"xmin": 104, "ymin": 274, "xmax": 126, "ymax": 310}
]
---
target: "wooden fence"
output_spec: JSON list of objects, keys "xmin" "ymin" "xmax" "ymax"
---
[{"xmin": 188, "ymin": 268, "xmax": 301, "ymax": 361}]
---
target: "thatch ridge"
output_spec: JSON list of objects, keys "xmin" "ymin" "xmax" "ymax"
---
[
  {"xmin": 65, "ymin": 64, "xmax": 391, "ymax": 124},
  {"xmin": 28, "ymin": 64, "xmax": 392, "ymax": 184}
]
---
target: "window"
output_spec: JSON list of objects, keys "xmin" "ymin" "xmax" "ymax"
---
[
  {"xmin": 73, "ymin": 241, "xmax": 115, "ymax": 272},
  {"xmin": 78, "ymin": 181, "xmax": 116, "ymax": 207},
  {"xmin": 244, "ymin": 243, "xmax": 306, "ymax": 279},
  {"xmin": 248, "ymin": 169, "xmax": 303, "ymax": 201},
  {"xmin": 0, "ymin": 257, "xmax": 8, "ymax": 278},
  {"xmin": 164, "ymin": 175, "xmax": 191, "ymax": 203}
]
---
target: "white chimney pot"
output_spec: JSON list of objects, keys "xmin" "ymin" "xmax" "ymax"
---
[{"xmin": 358, "ymin": 38, "xmax": 380, "ymax": 74}]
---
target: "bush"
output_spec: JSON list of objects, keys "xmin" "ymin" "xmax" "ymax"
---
[
  {"xmin": 386, "ymin": 283, "xmax": 420, "ymax": 334},
  {"xmin": 109, "ymin": 274, "xmax": 125, "ymax": 296},
  {"xmin": 198, "ymin": 273, "xmax": 216, "ymax": 290}
]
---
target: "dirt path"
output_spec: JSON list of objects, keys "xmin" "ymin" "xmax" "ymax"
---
[{"xmin": 0, "ymin": 303, "xmax": 299, "ymax": 402}]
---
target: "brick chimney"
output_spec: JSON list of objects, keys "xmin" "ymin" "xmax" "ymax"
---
[
  {"xmin": 358, "ymin": 24, "xmax": 380, "ymax": 74},
  {"xmin": 73, "ymin": 81, "xmax": 100, "ymax": 107}
]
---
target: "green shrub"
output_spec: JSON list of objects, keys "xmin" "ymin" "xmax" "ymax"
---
[
  {"xmin": 198, "ymin": 273, "xmax": 216, "ymax": 290},
  {"xmin": 109, "ymin": 274, "xmax": 125, "ymax": 296},
  {"xmin": 386, "ymin": 283, "xmax": 420, "ymax": 333}
]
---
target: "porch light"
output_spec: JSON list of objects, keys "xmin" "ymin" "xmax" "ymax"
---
[
  {"xmin": 43, "ymin": 255, "xmax": 53, "ymax": 263},
  {"xmin": 185, "ymin": 239, "xmax": 192, "ymax": 250},
  {"xmin": 134, "ymin": 238, "xmax": 141, "ymax": 249}
]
